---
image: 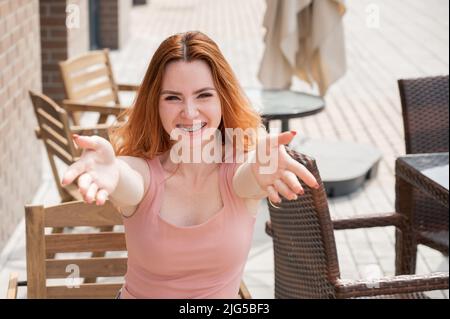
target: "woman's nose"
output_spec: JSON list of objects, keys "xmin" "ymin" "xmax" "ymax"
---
[{"xmin": 181, "ymin": 101, "xmax": 199, "ymax": 119}]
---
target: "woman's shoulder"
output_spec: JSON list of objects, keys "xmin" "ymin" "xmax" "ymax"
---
[{"xmin": 117, "ymin": 155, "xmax": 150, "ymax": 174}]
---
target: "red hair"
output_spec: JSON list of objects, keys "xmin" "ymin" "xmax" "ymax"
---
[{"xmin": 110, "ymin": 31, "xmax": 261, "ymax": 159}]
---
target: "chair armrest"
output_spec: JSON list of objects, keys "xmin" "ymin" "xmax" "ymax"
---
[
  {"xmin": 266, "ymin": 213, "xmax": 403, "ymax": 238},
  {"xmin": 335, "ymin": 272, "xmax": 449, "ymax": 298},
  {"xmin": 70, "ymin": 123, "xmax": 123, "ymax": 140},
  {"xmin": 7, "ymin": 272, "xmax": 19, "ymax": 299},
  {"xmin": 117, "ymin": 83, "xmax": 140, "ymax": 91},
  {"xmin": 332, "ymin": 213, "xmax": 404, "ymax": 230},
  {"xmin": 62, "ymin": 99, "xmax": 129, "ymax": 115},
  {"xmin": 34, "ymin": 123, "xmax": 123, "ymax": 141}
]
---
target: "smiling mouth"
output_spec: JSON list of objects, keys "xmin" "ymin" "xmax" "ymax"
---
[{"xmin": 176, "ymin": 122, "xmax": 207, "ymax": 133}]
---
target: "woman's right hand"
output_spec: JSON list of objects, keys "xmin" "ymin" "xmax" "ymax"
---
[{"xmin": 61, "ymin": 134, "xmax": 120, "ymax": 205}]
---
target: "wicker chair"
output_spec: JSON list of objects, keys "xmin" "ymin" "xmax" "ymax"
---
[
  {"xmin": 397, "ymin": 75, "xmax": 449, "ymax": 274},
  {"xmin": 265, "ymin": 150, "xmax": 448, "ymax": 298}
]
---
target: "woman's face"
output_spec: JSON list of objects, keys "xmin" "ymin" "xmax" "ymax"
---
[{"xmin": 159, "ymin": 60, "xmax": 222, "ymax": 146}]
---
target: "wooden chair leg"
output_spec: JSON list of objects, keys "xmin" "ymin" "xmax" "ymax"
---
[
  {"xmin": 7, "ymin": 273, "xmax": 19, "ymax": 299},
  {"xmin": 239, "ymin": 280, "xmax": 252, "ymax": 299}
]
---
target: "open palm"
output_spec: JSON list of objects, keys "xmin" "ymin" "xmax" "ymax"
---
[
  {"xmin": 61, "ymin": 135, "xmax": 119, "ymax": 205},
  {"xmin": 252, "ymin": 131, "xmax": 319, "ymax": 203}
]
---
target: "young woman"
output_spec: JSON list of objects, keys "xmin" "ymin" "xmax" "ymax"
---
[{"xmin": 62, "ymin": 31, "xmax": 319, "ymax": 299}]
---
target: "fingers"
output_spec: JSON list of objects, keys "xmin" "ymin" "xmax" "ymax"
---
[
  {"xmin": 277, "ymin": 131, "xmax": 296, "ymax": 146},
  {"xmin": 281, "ymin": 170, "xmax": 304, "ymax": 195},
  {"xmin": 95, "ymin": 189, "xmax": 109, "ymax": 206},
  {"xmin": 84, "ymin": 183, "xmax": 99, "ymax": 203},
  {"xmin": 266, "ymin": 185, "xmax": 281, "ymax": 204},
  {"xmin": 81, "ymin": 180, "xmax": 109, "ymax": 205},
  {"xmin": 274, "ymin": 179, "xmax": 297, "ymax": 201},
  {"xmin": 61, "ymin": 160, "xmax": 86, "ymax": 186},
  {"xmin": 286, "ymin": 156, "xmax": 319, "ymax": 189},
  {"xmin": 258, "ymin": 131, "xmax": 296, "ymax": 154},
  {"xmin": 73, "ymin": 134, "xmax": 99, "ymax": 151},
  {"xmin": 77, "ymin": 173, "xmax": 92, "ymax": 195}
]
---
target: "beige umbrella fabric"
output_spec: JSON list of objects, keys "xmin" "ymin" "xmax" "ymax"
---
[{"xmin": 258, "ymin": 0, "xmax": 347, "ymax": 96}]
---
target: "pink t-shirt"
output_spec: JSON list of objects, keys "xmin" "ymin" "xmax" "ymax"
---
[{"xmin": 120, "ymin": 156, "xmax": 256, "ymax": 299}]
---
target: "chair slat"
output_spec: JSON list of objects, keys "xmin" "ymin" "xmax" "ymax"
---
[
  {"xmin": 45, "ymin": 232, "xmax": 126, "ymax": 254},
  {"xmin": 71, "ymin": 67, "xmax": 110, "ymax": 85},
  {"xmin": 60, "ymin": 51, "xmax": 107, "ymax": 75},
  {"xmin": 41, "ymin": 123, "xmax": 70, "ymax": 152},
  {"xmin": 46, "ymin": 257, "xmax": 127, "ymax": 278},
  {"xmin": 44, "ymin": 201, "xmax": 123, "ymax": 227},
  {"xmin": 36, "ymin": 108, "xmax": 64, "ymax": 131},
  {"xmin": 46, "ymin": 283, "xmax": 122, "ymax": 299},
  {"xmin": 45, "ymin": 140, "xmax": 74, "ymax": 166},
  {"xmin": 73, "ymin": 80, "xmax": 113, "ymax": 101},
  {"xmin": 89, "ymin": 92, "xmax": 117, "ymax": 105}
]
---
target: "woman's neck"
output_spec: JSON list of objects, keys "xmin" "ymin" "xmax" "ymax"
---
[{"xmin": 160, "ymin": 152, "xmax": 219, "ymax": 183}]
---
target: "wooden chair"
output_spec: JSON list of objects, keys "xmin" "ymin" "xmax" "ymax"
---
[
  {"xmin": 6, "ymin": 201, "xmax": 252, "ymax": 299},
  {"xmin": 29, "ymin": 91, "xmax": 117, "ymax": 274},
  {"xmin": 29, "ymin": 91, "xmax": 114, "ymax": 203},
  {"xmin": 59, "ymin": 49, "xmax": 137, "ymax": 125},
  {"xmin": 397, "ymin": 75, "xmax": 449, "ymax": 274},
  {"xmin": 265, "ymin": 150, "xmax": 448, "ymax": 298}
]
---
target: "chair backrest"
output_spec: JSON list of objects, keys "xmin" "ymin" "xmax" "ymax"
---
[
  {"xmin": 398, "ymin": 75, "xmax": 449, "ymax": 154},
  {"xmin": 267, "ymin": 150, "xmax": 340, "ymax": 298},
  {"xmin": 25, "ymin": 201, "xmax": 126, "ymax": 299},
  {"xmin": 29, "ymin": 91, "xmax": 81, "ymax": 201},
  {"xmin": 29, "ymin": 91, "xmax": 80, "ymax": 165},
  {"xmin": 59, "ymin": 49, "xmax": 120, "ymax": 124}
]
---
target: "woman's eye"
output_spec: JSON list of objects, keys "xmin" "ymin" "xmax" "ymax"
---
[
  {"xmin": 198, "ymin": 93, "xmax": 212, "ymax": 99},
  {"xmin": 165, "ymin": 96, "xmax": 180, "ymax": 101}
]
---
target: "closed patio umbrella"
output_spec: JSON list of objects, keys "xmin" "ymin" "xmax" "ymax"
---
[
  {"xmin": 258, "ymin": 0, "xmax": 346, "ymax": 96},
  {"xmin": 256, "ymin": 0, "xmax": 381, "ymax": 197}
]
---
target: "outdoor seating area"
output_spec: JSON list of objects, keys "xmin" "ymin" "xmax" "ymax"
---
[{"xmin": 0, "ymin": 0, "xmax": 448, "ymax": 300}]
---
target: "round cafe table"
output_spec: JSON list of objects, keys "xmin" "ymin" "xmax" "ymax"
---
[{"xmin": 244, "ymin": 88, "xmax": 325, "ymax": 132}]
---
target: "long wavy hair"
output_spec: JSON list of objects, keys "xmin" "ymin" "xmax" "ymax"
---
[{"xmin": 110, "ymin": 31, "xmax": 262, "ymax": 159}]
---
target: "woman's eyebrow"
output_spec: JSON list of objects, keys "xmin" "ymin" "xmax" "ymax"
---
[{"xmin": 160, "ymin": 87, "xmax": 216, "ymax": 95}]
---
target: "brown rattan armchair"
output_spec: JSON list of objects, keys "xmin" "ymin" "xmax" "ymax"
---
[
  {"xmin": 265, "ymin": 150, "xmax": 448, "ymax": 298},
  {"xmin": 397, "ymin": 75, "xmax": 449, "ymax": 273}
]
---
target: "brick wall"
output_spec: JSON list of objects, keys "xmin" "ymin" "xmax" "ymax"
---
[
  {"xmin": 99, "ymin": 0, "xmax": 131, "ymax": 49},
  {"xmin": 40, "ymin": 0, "xmax": 89, "ymax": 102},
  {"xmin": 0, "ymin": 0, "xmax": 42, "ymax": 252}
]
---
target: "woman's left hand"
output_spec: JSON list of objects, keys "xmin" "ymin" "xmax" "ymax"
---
[{"xmin": 251, "ymin": 131, "xmax": 319, "ymax": 203}]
